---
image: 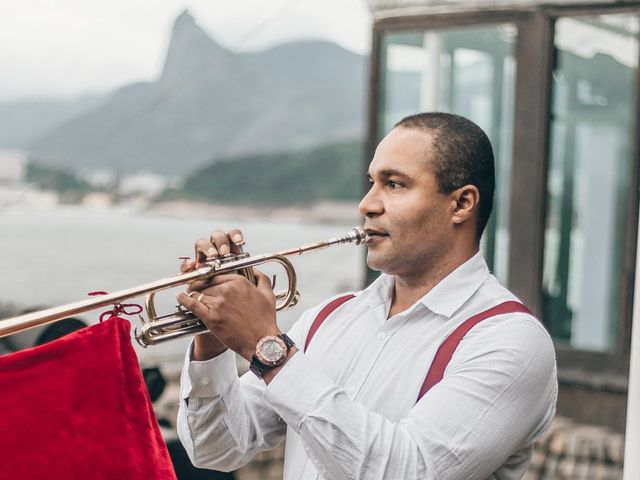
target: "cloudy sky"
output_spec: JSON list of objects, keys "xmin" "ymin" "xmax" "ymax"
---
[{"xmin": 0, "ymin": 0, "xmax": 372, "ymax": 101}]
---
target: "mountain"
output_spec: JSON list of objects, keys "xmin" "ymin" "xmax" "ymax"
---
[
  {"xmin": 0, "ymin": 95, "xmax": 102, "ymax": 148},
  {"xmin": 25, "ymin": 10, "xmax": 367, "ymax": 175}
]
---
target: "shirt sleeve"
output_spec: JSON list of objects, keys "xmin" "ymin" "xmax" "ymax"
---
[
  {"xmin": 176, "ymin": 309, "xmax": 313, "ymax": 471},
  {"xmin": 263, "ymin": 315, "xmax": 557, "ymax": 480}
]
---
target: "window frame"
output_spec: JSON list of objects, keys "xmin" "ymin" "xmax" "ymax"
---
[{"xmin": 367, "ymin": 3, "xmax": 640, "ymax": 387}]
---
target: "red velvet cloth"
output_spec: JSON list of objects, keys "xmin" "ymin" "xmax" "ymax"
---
[{"xmin": 0, "ymin": 317, "xmax": 177, "ymax": 480}]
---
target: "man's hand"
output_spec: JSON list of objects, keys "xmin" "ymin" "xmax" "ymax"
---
[
  {"xmin": 177, "ymin": 271, "xmax": 278, "ymax": 362},
  {"xmin": 177, "ymin": 228, "xmax": 280, "ymax": 362},
  {"xmin": 180, "ymin": 228, "xmax": 245, "ymax": 291},
  {"xmin": 179, "ymin": 228, "xmax": 246, "ymax": 361}
]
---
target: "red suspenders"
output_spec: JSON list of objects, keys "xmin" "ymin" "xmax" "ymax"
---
[
  {"xmin": 303, "ymin": 294, "xmax": 355, "ymax": 352},
  {"xmin": 303, "ymin": 294, "xmax": 532, "ymax": 403},
  {"xmin": 416, "ymin": 300, "xmax": 531, "ymax": 401}
]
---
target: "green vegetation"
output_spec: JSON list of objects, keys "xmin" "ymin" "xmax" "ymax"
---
[
  {"xmin": 26, "ymin": 163, "xmax": 92, "ymax": 200},
  {"xmin": 171, "ymin": 141, "xmax": 363, "ymax": 205}
]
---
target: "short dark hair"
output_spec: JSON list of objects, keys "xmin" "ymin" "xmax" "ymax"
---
[{"xmin": 394, "ymin": 112, "xmax": 495, "ymax": 241}]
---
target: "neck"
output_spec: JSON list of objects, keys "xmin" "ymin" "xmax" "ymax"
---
[{"xmin": 388, "ymin": 246, "xmax": 479, "ymax": 318}]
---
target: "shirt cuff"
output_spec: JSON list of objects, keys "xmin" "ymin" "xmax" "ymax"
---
[
  {"xmin": 264, "ymin": 351, "xmax": 344, "ymax": 431},
  {"xmin": 180, "ymin": 342, "xmax": 238, "ymax": 399}
]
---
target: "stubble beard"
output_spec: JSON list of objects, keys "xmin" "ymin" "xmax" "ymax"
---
[
  {"xmin": 367, "ymin": 241, "xmax": 443, "ymax": 280},
  {"xmin": 366, "ymin": 243, "xmax": 410, "ymax": 276}
]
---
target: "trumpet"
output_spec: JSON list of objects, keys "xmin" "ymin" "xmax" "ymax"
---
[{"xmin": 0, "ymin": 227, "xmax": 366, "ymax": 346}]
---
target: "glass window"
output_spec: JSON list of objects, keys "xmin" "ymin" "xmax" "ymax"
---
[
  {"xmin": 543, "ymin": 14, "xmax": 639, "ymax": 352},
  {"xmin": 378, "ymin": 25, "xmax": 517, "ymax": 282}
]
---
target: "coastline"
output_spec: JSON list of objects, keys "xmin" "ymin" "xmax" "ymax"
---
[
  {"xmin": 0, "ymin": 185, "xmax": 361, "ymax": 225},
  {"xmin": 0, "ymin": 198, "xmax": 361, "ymax": 227},
  {"xmin": 140, "ymin": 200, "xmax": 359, "ymax": 225}
]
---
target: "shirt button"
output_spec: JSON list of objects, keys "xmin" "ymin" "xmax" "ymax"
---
[
  {"xmin": 377, "ymin": 332, "xmax": 386, "ymax": 341},
  {"xmin": 201, "ymin": 377, "xmax": 210, "ymax": 385}
]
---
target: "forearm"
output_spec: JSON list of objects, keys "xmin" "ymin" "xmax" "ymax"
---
[
  {"xmin": 177, "ymin": 348, "xmax": 286, "ymax": 470},
  {"xmin": 264, "ymin": 353, "xmax": 429, "ymax": 480},
  {"xmin": 192, "ymin": 332, "xmax": 228, "ymax": 361},
  {"xmin": 177, "ymin": 382, "xmax": 253, "ymax": 471}
]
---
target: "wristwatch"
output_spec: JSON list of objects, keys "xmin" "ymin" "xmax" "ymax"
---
[{"xmin": 250, "ymin": 333, "xmax": 295, "ymax": 379}]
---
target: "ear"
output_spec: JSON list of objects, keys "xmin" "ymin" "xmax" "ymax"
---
[{"xmin": 450, "ymin": 185, "xmax": 480, "ymax": 225}]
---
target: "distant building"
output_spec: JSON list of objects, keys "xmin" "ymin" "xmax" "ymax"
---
[
  {"xmin": 0, "ymin": 185, "xmax": 58, "ymax": 210},
  {"xmin": 0, "ymin": 150, "xmax": 59, "ymax": 209},
  {"xmin": 119, "ymin": 172, "xmax": 169, "ymax": 197},
  {"xmin": 81, "ymin": 192, "xmax": 112, "ymax": 209},
  {"xmin": 0, "ymin": 150, "xmax": 27, "ymax": 184},
  {"xmin": 80, "ymin": 169, "xmax": 116, "ymax": 189}
]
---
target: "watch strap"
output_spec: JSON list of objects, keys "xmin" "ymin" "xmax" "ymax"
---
[
  {"xmin": 249, "ymin": 355, "xmax": 270, "ymax": 378},
  {"xmin": 279, "ymin": 333, "xmax": 295, "ymax": 349}
]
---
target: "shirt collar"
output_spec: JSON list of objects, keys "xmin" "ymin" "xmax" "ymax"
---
[
  {"xmin": 360, "ymin": 251, "xmax": 490, "ymax": 318},
  {"xmin": 419, "ymin": 251, "xmax": 490, "ymax": 318},
  {"xmin": 361, "ymin": 272, "xmax": 394, "ymax": 309}
]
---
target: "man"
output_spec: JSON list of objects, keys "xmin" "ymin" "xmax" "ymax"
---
[{"xmin": 176, "ymin": 113, "xmax": 557, "ymax": 479}]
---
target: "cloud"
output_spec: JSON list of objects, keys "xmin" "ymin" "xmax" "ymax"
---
[{"xmin": 0, "ymin": 0, "xmax": 371, "ymax": 101}]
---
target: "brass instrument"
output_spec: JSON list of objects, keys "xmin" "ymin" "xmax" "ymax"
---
[{"xmin": 0, "ymin": 227, "xmax": 366, "ymax": 347}]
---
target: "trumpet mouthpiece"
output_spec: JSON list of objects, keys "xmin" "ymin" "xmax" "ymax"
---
[
  {"xmin": 350, "ymin": 227, "xmax": 367, "ymax": 245},
  {"xmin": 325, "ymin": 227, "xmax": 367, "ymax": 247}
]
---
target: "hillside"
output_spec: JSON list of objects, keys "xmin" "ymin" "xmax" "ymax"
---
[
  {"xmin": 0, "ymin": 96, "xmax": 102, "ymax": 148},
  {"xmin": 172, "ymin": 141, "xmax": 363, "ymax": 205},
  {"xmin": 24, "ymin": 11, "xmax": 367, "ymax": 175}
]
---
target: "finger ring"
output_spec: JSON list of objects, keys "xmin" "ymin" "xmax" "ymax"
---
[{"xmin": 197, "ymin": 293, "xmax": 205, "ymax": 302}]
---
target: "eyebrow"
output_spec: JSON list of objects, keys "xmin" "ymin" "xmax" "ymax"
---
[{"xmin": 367, "ymin": 169, "xmax": 411, "ymax": 181}]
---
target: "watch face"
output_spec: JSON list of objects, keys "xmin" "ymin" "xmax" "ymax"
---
[
  {"xmin": 256, "ymin": 336, "xmax": 287, "ymax": 366},
  {"xmin": 261, "ymin": 339, "xmax": 283, "ymax": 362}
]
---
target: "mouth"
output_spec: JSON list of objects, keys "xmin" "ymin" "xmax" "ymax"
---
[{"xmin": 364, "ymin": 228, "xmax": 389, "ymax": 244}]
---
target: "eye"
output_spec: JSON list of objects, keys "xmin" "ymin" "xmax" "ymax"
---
[{"xmin": 388, "ymin": 180, "xmax": 400, "ymax": 189}]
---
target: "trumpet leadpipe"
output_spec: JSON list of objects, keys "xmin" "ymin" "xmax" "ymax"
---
[{"xmin": 0, "ymin": 268, "xmax": 211, "ymax": 338}]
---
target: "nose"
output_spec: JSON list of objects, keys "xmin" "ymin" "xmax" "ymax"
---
[{"xmin": 358, "ymin": 185, "xmax": 383, "ymax": 218}]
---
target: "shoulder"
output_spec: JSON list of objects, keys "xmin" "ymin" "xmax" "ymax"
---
[
  {"xmin": 451, "ymin": 278, "xmax": 557, "ymax": 381},
  {"xmin": 461, "ymin": 311, "xmax": 556, "ymax": 368}
]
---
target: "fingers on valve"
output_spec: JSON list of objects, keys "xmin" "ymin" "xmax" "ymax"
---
[
  {"xmin": 192, "ymin": 228, "xmax": 245, "ymax": 265},
  {"xmin": 209, "ymin": 230, "xmax": 232, "ymax": 256},
  {"xmin": 194, "ymin": 238, "xmax": 216, "ymax": 264},
  {"xmin": 227, "ymin": 229, "xmax": 244, "ymax": 253}
]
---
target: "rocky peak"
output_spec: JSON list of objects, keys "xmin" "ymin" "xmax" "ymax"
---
[{"xmin": 159, "ymin": 9, "xmax": 227, "ymax": 85}]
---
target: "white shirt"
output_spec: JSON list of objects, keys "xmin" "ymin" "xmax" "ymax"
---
[{"xmin": 178, "ymin": 252, "xmax": 557, "ymax": 479}]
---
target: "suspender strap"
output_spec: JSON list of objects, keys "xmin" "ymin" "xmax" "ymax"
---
[
  {"xmin": 303, "ymin": 296, "xmax": 531, "ymax": 403},
  {"xmin": 304, "ymin": 294, "xmax": 355, "ymax": 352},
  {"xmin": 416, "ymin": 300, "xmax": 532, "ymax": 403}
]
